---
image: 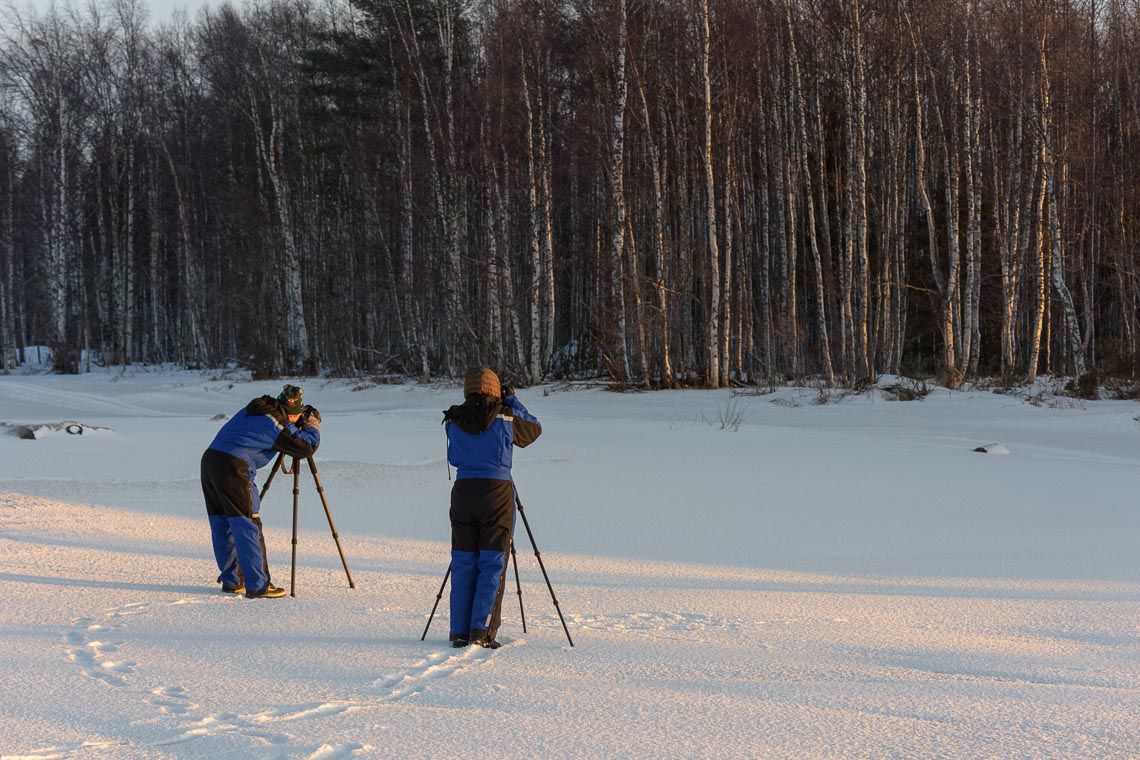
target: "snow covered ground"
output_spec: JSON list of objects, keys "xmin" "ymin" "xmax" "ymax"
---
[{"xmin": 1, "ymin": 364, "xmax": 1138, "ymax": 759}]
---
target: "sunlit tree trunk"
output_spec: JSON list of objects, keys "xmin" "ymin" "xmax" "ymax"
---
[
  {"xmin": 1027, "ymin": 124, "xmax": 1048, "ymax": 383},
  {"xmin": 699, "ymin": 0, "xmax": 720, "ymax": 387},
  {"xmin": 539, "ymin": 49, "xmax": 556, "ymax": 376}
]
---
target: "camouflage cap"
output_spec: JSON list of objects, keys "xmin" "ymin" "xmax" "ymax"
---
[{"xmin": 278, "ymin": 384, "xmax": 304, "ymax": 415}]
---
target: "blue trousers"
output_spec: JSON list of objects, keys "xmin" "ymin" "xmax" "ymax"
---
[
  {"xmin": 201, "ymin": 449, "xmax": 271, "ymax": 592},
  {"xmin": 449, "ymin": 478, "xmax": 515, "ymax": 639}
]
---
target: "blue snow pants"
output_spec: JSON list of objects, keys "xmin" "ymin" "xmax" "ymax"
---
[
  {"xmin": 449, "ymin": 478, "xmax": 515, "ymax": 640},
  {"xmin": 201, "ymin": 448, "xmax": 271, "ymax": 592}
]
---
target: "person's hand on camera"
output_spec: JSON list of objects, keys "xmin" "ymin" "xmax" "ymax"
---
[{"xmin": 301, "ymin": 405, "xmax": 321, "ymax": 430}]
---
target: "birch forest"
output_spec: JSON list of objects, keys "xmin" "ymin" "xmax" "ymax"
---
[{"xmin": 0, "ymin": 0, "xmax": 1136, "ymax": 387}]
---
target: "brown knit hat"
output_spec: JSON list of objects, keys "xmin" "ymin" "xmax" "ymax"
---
[{"xmin": 463, "ymin": 367, "xmax": 501, "ymax": 399}]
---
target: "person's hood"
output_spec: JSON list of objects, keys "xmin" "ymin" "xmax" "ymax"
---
[
  {"xmin": 246, "ymin": 395, "xmax": 288, "ymax": 425},
  {"xmin": 442, "ymin": 394, "xmax": 502, "ymax": 435}
]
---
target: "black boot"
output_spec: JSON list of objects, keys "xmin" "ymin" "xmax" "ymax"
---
[{"xmin": 469, "ymin": 628, "xmax": 501, "ymax": 649}]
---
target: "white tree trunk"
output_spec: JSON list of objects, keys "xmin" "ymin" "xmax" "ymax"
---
[
  {"xmin": 162, "ymin": 142, "xmax": 207, "ymax": 365},
  {"xmin": 903, "ymin": 8, "xmax": 953, "ymax": 374},
  {"xmin": 521, "ymin": 53, "xmax": 543, "ymax": 383},
  {"xmin": 787, "ymin": 1, "xmax": 834, "ymax": 385},
  {"xmin": 1027, "ymin": 133, "xmax": 1048, "ymax": 383},
  {"xmin": 700, "ymin": 0, "xmax": 720, "ymax": 387},
  {"xmin": 1041, "ymin": 78, "xmax": 1085, "ymax": 375},
  {"xmin": 721, "ymin": 153, "xmax": 734, "ymax": 387},
  {"xmin": 47, "ymin": 124, "xmax": 70, "ymax": 347},
  {"xmin": 484, "ymin": 153, "xmax": 503, "ymax": 369},
  {"xmin": 608, "ymin": 0, "xmax": 632, "ymax": 382},
  {"xmin": 0, "ymin": 139, "xmax": 12, "ymax": 373},
  {"xmin": 399, "ymin": 99, "xmax": 430, "ymax": 378},
  {"xmin": 496, "ymin": 151, "xmax": 526, "ymax": 373},
  {"xmin": 1047, "ymin": 179, "xmax": 1086, "ymax": 375},
  {"xmin": 540, "ymin": 77, "xmax": 556, "ymax": 375},
  {"xmin": 849, "ymin": 0, "xmax": 870, "ymax": 378},
  {"xmin": 251, "ymin": 89, "xmax": 310, "ymax": 369},
  {"xmin": 636, "ymin": 83, "xmax": 672, "ymax": 386}
]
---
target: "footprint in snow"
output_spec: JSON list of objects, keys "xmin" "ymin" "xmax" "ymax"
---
[
  {"xmin": 159, "ymin": 703, "xmax": 359, "ymax": 747},
  {"xmin": 372, "ymin": 642, "xmax": 499, "ymax": 702},
  {"xmin": 64, "ymin": 614, "xmax": 136, "ymax": 686},
  {"xmin": 148, "ymin": 685, "xmax": 199, "ymax": 716},
  {"xmin": 57, "ymin": 599, "xmax": 370, "ymax": 757}
]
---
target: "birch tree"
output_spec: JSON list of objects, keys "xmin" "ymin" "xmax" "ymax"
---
[
  {"xmin": 0, "ymin": 124, "xmax": 13, "ymax": 372},
  {"xmin": 1038, "ymin": 12, "xmax": 1085, "ymax": 376},
  {"xmin": 698, "ymin": 0, "xmax": 720, "ymax": 387},
  {"xmin": 786, "ymin": 0, "xmax": 833, "ymax": 385}
]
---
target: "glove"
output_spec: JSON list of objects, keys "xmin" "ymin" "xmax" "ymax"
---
[
  {"xmin": 501, "ymin": 386, "xmax": 516, "ymax": 398},
  {"xmin": 301, "ymin": 405, "xmax": 321, "ymax": 430}
]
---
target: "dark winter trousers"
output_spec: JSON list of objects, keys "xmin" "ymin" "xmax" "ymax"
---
[
  {"xmin": 449, "ymin": 478, "xmax": 515, "ymax": 640},
  {"xmin": 201, "ymin": 448, "xmax": 271, "ymax": 593}
]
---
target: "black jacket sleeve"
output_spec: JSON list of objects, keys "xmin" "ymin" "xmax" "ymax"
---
[
  {"xmin": 511, "ymin": 416, "xmax": 542, "ymax": 448},
  {"xmin": 272, "ymin": 426, "xmax": 319, "ymax": 459}
]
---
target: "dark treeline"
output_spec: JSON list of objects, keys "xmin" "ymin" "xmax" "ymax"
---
[{"xmin": 0, "ymin": 0, "xmax": 1136, "ymax": 386}]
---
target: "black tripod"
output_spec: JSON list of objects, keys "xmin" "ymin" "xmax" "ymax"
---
[
  {"xmin": 259, "ymin": 452, "xmax": 356, "ymax": 597},
  {"xmin": 421, "ymin": 489, "xmax": 574, "ymax": 647}
]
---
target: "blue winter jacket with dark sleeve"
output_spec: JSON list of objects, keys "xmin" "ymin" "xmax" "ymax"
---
[
  {"xmin": 445, "ymin": 394, "xmax": 541, "ymax": 481},
  {"xmin": 207, "ymin": 396, "xmax": 321, "ymax": 479}
]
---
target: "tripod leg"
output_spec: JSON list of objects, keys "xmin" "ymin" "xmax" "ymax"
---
[
  {"xmin": 258, "ymin": 453, "xmax": 285, "ymax": 501},
  {"xmin": 514, "ymin": 492, "xmax": 574, "ymax": 647},
  {"xmin": 290, "ymin": 458, "xmax": 300, "ymax": 597},
  {"xmin": 510, "ymin": 539, "xmax": 526, "ymax": 633},
  {"xmin": 421, "ymin": 564, "xmax": 451, "ymax": 641},
  {"xmin": 306, "ymin": 457, "xmax": 356, "ymax": 588}
]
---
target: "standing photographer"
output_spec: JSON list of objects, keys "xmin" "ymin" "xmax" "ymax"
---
[
  {"xmin": 443, "ymin": 368, "xmax": 541, "ymax": 648},
  {"xmin": 201, "ymin": 384, "xmax": 321, "ymax": 599}
]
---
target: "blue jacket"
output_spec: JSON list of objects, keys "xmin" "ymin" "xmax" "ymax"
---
[
  {"xmin": 445, "ymin": 394, "xmax": 541, "ymax": 480},
  {"xmin": 208, "ymin": 396, "xmax": 321, "ymax": 479}
]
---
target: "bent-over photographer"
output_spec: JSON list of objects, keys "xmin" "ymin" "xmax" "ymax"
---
[{"xmin": 201, "ymin": 384, "xmax": 321, "ymax": 599}]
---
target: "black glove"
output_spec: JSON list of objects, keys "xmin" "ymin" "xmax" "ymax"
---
[
  {"xmin": 302, "ymin": 405, "xmax": 321, "ymax": 423},
  {"xmin": 501, "ymin": 386, "xmax": 516, "ymax": 398}
]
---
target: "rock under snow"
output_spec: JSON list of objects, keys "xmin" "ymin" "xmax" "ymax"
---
[
  {"xmin": 973, "ymin": 442, "xmax": 1010, "ymax": 454},
  {"xmin": 1, "ymin": 420, "xmax": 112, "ymax": 439}
]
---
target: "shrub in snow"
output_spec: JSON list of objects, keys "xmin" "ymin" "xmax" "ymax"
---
[
  {"xmin": 881, "ymin": 378, "xmax": 931, "ymax": 402},
  {"xmin": 1064, "ymin": 371, "xmax": 1101, "ymax": 400},
  {"xmin": 717, "ymin": 396, "xmax": 752, "ymax": 431}
]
